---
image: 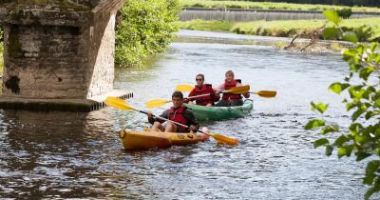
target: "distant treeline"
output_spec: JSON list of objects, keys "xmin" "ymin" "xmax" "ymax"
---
[{"xmin": 232, "ymin": 0, "xmax": 380, "ymax": 7}]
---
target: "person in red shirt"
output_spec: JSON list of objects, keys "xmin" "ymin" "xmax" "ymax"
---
[
  {"xmin": 187, "ymin": 74, "xmax": 219, "ymax": 107},
  {"xmin": 147, "ymin": 91, "xmax": 199, "ymax": 133},
  {"xmin": 215, "ymin": 70, "xmax": 250, "ymax": 106}
]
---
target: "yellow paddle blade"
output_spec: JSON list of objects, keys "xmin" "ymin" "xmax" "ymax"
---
[
  {"xmin": 226, "ymin": 85, "xmax": 250, "ymax": 94},
  {"xmin": 105, "ymin": 96, "xmax": 135, "ymax": 111},
  {"xmin": 210, "ymin": 133, "xmax": 239, "ymax": 145},
  {"xmin": 145, "ymin": 98, "xmax": 171, "ymax": 108},
  {"xmin": 254, "ymin": 90, "xmax": 277, "ymax": 98},
  {"xmin": 176, "ymin": 84, "xmax": 194, "ymax": 92}
]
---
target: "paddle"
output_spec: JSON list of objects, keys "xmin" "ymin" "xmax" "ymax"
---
[
  {"xmin": 105, "ymin": 97, "xmax": 239, "ymax": 145},
  {"xmin": 176, "ymin": 84, "xmax": 249, "ymax": 94},
  {"xmin": 176, "ymin": 84, "xmax": 277, "ymax": 98},
  {"xmin": 145, "ymin": 93, "xmax": 210, "ymax": 109}
]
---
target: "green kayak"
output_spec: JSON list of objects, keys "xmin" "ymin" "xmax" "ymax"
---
[{"xmin": 184, "ymin": 100, "xmax": 253, "ymax": 121}]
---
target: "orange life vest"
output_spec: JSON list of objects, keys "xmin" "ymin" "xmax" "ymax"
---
[
  {"xmin": 168, "ymin": 106, "xmax": 189, "ymax": 132},
  {"xmin": 222, "ymin": 79, "xmax": 242, "ymax": 100},
  {"xmin": 189, "ymin": 84, "xmax": 215, "ymax": 106}
]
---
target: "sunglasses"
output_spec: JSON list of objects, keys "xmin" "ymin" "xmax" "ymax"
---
[{"xmin": 196, "ymin": 79, "xmax": 203, "ymax": 81}]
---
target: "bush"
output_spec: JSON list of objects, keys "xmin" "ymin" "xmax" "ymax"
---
[
  {"xmin": 337, "ymin": 8, "xmax": 352, "ymax": 19},
  {"xmin": 353, "ymin": 26, "xmax": 374, "ymax": 42},
  {"xmin": 115, "ymin": 0, "xmax": 180, "ymax": 67}
]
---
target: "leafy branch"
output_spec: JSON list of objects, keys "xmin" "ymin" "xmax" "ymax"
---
[{"xmin": 305, "ymin": 10, "xmax": 380, "ymax": 200}]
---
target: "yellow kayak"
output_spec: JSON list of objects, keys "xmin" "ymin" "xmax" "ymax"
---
[{"xmin": 119, "ymin": 129, "xmax": 210, "ymax": 150}]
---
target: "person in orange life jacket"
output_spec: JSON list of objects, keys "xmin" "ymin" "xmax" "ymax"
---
[
  {"xmin": 147, "ymin": 91, "xmax": 199, "ymax": 133},
  {"xmin": 215, "ymin": 70, "xmax": 250, "ymax": 106},
  {"xmin": 186, "ymin": 73, "xmax": 219, "ymax": 107}
]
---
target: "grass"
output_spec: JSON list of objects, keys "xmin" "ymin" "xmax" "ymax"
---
[
  {"xmin": 179, "ymin": 0, "xmax": 380, "ymax": 13},
  {"xmin": 175, "ymin": 20, "xmax": 233, "ymax": 32},
  {"xmin": 177, "ymin": 17, "xmax": 380, "ymax": 40}
]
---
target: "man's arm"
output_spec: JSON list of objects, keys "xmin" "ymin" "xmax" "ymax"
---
[
  {"xmin": 184, "ymin": 110, "xmax": 199, "ymax": 131},
  {"xmin": 215, "ymin": 83, "xmax": 225, "ymax": 93},
  {"xmin": 185, "ymin": 88, "xmax": 196, "ymax": 103},
  {"xmin": 148, "ymin": 110, "xmax": 168, "ymax": 124},
  {"xmin": 210, "ymin": 88, "xmax": 220, "ymax": 102}
]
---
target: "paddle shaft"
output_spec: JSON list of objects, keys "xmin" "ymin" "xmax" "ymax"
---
[
  {"xmin": 137, "ymin": 109, "xmax": 189, "ymax": 129},
  {"xmin": 156, "ymin": 94, "xmax": 210, "ymax": 105},
  {"xmin": 187, "ymin": 93, "xmax": 210, "ymax": 100}
]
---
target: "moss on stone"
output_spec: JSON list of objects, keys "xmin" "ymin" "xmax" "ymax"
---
[
  {"xmin": 8, "ymin": 31, "xmax": 22, "ymax": 58},
  {"xmin": 14, "ymin": 0, "xmax": 90, "ymax": 11}
]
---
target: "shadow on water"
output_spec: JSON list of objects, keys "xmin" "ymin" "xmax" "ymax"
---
[
  {"xmin": 0, "ymin": 109, "xmax": 217, "ymax": 199},
  {"xmin": 0, "ymin": 110, "xmax": 126, "ymax": 198}
]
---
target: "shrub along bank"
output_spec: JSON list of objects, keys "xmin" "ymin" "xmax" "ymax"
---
[{"xmin": 177, "ymin": 17, "xmax": 380, "ymax": 42}]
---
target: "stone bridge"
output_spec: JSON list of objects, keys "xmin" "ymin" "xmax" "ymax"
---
[{"xmin": 0, "ymin": 0, "xmax": 132, "ymax": 111}]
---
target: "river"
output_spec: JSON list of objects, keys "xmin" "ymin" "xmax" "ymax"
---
[{"xmin": 0, "ymin": 30, "xmax": 371, "ymax": 199}]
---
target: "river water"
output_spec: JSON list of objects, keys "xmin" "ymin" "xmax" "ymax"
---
[{"xmin": 0, "ymin": 30, "xmax": 372, "ymax": 199}]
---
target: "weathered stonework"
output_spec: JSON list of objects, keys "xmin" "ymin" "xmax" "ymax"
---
[{"xmin": 0, "ymin": 0, "xmax": 127, "ymax": 111}]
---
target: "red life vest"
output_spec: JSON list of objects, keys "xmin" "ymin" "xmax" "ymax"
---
[
  {"xmin": 222, "ymin": 79, "xmax": 242, "ymax": 100},
  {"xmin": 189, "ymin": 84, "xmax": 215, "ymax": 106},
  {"xmin": 168, "ymin": 106, "xmax": 189, "ymax": 132}
]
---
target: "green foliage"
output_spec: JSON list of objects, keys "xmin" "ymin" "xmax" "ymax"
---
[
  {"xmin": 342, "ymin": 31, "xmax": 358, "ymax": 43},
  {"xmin": 323, "ymin": 27, "xmax": 340, "ymax": 40},
  {"xmin": 176, "ymin": 19, "xmax": 233, "ymax": 32},
  {"xmin": 115, "ymin": 0, "xmax": 180, "ymax": 67},
  {"xmin": 305, "ymin": 119, "xmax": 326, "ymax": 130},
  {"xmin": 314, "ymin": 138, "xmax": 329, "ymax": 148},
  {"xmin": 323, "ymin": 10, "xmax": 341, "ymax": 25},
  {"xmin": 306, "ymin": 9, "xmax": 380, "ymax": 200},
  {"xmin": 337, "ymin": 8, "xmax": 352, "ymax": 19},
  {"xmin": 329, "ymin": 82, "xmax": 350, "ymax": 94},
  {"xmin": 311, "ymin": 101, "xmax": 329, "ymax": 114}
]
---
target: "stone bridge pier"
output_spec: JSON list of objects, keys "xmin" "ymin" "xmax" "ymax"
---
[{"xmin": 0, "ymin": 0, "xmax": 131, "ymax": 111}]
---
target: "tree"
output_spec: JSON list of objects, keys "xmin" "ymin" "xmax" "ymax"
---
[
  {"xmin": 115, "ymin": 0, "xmax": 180, "ymax": 67},
  {"xmin": 305, "ymin": 10, "xmax": 380, "ymax": 200}
]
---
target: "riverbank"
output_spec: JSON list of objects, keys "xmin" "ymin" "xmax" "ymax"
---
[
  {"xmin": 180, "ymin": 8, "xmax": 380, "ymax": 22},
  {"xmin": 179, "ymin": 0, "xmax": 380, "ymax": 13},
  {"xmin": 176, "ymin": 29, "xmax": 352, "ymax": 54},
  {"xmin": 176, "ymin": 17, "xmax": 380, "ymax": 42}
]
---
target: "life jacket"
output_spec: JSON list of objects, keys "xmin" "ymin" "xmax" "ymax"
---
[
  {"xmin": 190, "ymin": 84, "xmax": 215, "ymax": 106},
  {"xmin": 168, "ymin": 106, "xmax": 189, "ymax": 132},
  {"xmin": 222, "ymin": 79, "xmax": 242, "ymax": 100}
]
